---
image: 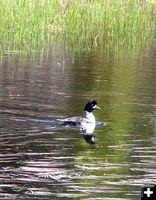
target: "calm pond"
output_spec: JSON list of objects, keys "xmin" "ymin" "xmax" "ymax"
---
[{"xmin": 0, "ymin": 45, "xmax": 156, "ymax": 199}]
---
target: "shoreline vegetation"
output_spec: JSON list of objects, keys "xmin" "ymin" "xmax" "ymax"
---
[{"xmin": 0, "ymin": 0, "xmax": 156, "ymax": 55}]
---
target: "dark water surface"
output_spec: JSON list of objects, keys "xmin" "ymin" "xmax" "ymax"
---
[{"xmin": 0, "ymin": 46, "xmax": 156, "ymax": 199}]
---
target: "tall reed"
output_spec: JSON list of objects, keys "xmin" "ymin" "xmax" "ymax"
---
[{"xmin": 0, "ymin": 0, "xmax": 155, "ymax": 54}]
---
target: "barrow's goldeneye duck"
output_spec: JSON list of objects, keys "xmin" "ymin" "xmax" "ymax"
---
[{"xmin": 58, "ymin": 100, "xmax": 101, "ymax": 134}]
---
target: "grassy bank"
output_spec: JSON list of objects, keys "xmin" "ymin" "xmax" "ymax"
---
[{"xmin": 0, "ymin": 0, "xmax": 155, "ymax": 54}]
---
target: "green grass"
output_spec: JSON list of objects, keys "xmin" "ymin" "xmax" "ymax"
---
[{"xmin": 0, "ymin": 0, "xmax": 155, "ymax": 55}]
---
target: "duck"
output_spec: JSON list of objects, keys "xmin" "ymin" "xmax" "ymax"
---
[{"xmin": 58, "ymin": 100, "xmax": 101, "ymax": 134}]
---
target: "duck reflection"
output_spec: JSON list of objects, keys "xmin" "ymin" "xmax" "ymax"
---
[
  {"xmin": 80, "ymin": 120, "xmax": 96, "ymax": 144},
  {"xmin": 82, "ymin": 134, "xmax": 95, "ymax": 144}
]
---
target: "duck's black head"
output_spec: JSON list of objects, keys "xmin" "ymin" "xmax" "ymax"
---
[{"xmin": 84, "ymin": 100, "xmax": 101, "ymax": 112}]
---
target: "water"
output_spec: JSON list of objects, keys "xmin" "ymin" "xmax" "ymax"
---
[{"xmin": 0, "ymin": 46, "xmax": 156, "ymax": 199}]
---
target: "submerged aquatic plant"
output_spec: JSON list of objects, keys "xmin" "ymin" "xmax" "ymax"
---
[{"xmin": 0, "ymin": 0, "xmax": 155, "ymax": 55}]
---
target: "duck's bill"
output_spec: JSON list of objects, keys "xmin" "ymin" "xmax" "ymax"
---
[{"xmin": 93, "ymin": 105, "xmax": 101, "ymax": 110}]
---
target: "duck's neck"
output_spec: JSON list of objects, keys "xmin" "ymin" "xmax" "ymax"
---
[{"xmin": 84, "ymin": 111, "xmax": 95, "ymax": 123}]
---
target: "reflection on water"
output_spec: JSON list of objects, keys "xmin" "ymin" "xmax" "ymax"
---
[{"xmin": 0, "ymin": 46, "xmax": 156, "ymax": 199}]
